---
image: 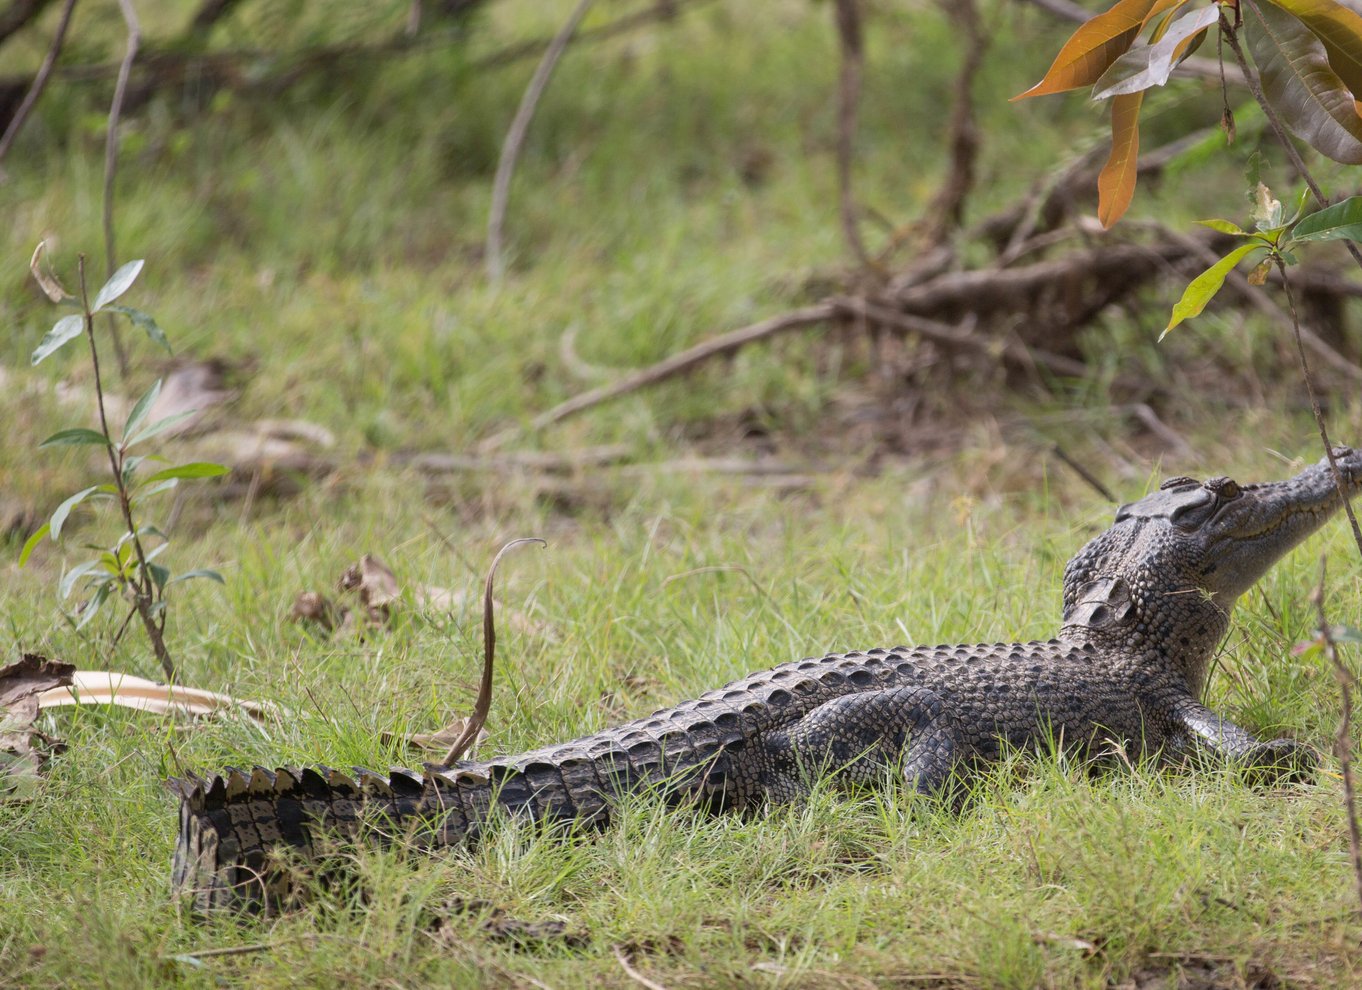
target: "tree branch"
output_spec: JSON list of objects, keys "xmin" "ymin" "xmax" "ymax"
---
[
  {"xmin": 485, "ymin": 0, "xmax": 593, "ymax": 283},
  {"xmin": 0, "ymin": 0, "xmax": 75, "ymax": 169},
  {"xmin": 832, "ymin": 0, "xmax": 871, "ymax": 268}
]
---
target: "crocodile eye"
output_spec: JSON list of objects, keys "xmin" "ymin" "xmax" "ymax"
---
[
  {"xmin": 1160, "ymin": 476, "xmax": 1198, "ymax": 491},
  {"xmin": 1205, "ymin": 476, "xmax": 1240, "ymax": 499}
]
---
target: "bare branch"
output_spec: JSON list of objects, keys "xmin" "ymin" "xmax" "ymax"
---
[
  {"xmin": 0, "ymin": 0, "xmax": 77, "ymax": 169},
  {"xmin": 102, "ymin": 0, "xmax": 139, "ymax": 378},
  {"xmin": 485, "ymin": 0, "xmax": 594, "ymax": 283},
  {"xmin": 832, "ymin": 0, "xmax": 871, "ymax": 268},
  {"xmin": 920, "ymin": 0, "xmax": 985, "ymax": 243},
  {"xmin": 0, "ymin": 0, "xmax": 55, "ymax": 48}
]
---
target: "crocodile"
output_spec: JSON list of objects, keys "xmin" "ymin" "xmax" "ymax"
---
[{"xmin": 171, "ymin": 446, "xmax": 1362, "ymax": 911}]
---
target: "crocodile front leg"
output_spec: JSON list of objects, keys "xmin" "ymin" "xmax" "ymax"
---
[
  {"xmin": 1170, "ymin": 698, "xmax": 1317, "ymax": 782},
  {"xmin": 764, "ymin": 685, "xmax": 963, "ymax": 797}
]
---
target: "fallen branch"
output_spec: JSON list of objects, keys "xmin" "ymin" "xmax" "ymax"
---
[
  {"xmin": 485, "ymin": 0, "xmax": 594, "ymax": 283},
  {"xmin": 491, "ymin": 301, "xmax": 837, "ymax": 444}
]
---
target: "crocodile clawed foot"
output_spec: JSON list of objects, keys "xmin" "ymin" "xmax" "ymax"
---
[{"xmin": 1244, "ymin": 738, "xmax": 1318, "ymax": 785}]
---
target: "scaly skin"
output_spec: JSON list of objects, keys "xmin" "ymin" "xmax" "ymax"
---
[{"xmin": 172, "ymin": 446, "xmax": 1362, "ymax": 911}]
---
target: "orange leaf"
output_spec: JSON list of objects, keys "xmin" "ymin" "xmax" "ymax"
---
[
  {"xmin": 1014, "ymin": 0, "xmax": 1161, "ymax": 100},
  {"xmin": 1098, "ymin": 92, "xmax": 1145, "ymax": 227}
]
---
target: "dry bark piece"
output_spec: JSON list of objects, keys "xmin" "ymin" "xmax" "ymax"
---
[{"xmin": 0, "ymin": 653, "xmax": 75, "ymax": 800}]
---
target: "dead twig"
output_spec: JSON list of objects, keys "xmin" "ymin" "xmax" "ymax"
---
[
  {"xmin": 440, "ymin": 537, "xmax": 547, "ymax": 765},
  {"xmin": 1050, "ymin": 445, "xmax": 1117, "ymax": 502},
  {"xmin": 832, "ymin": 0, "xmax": 871, "ymax": 269},
  {"xmin": 485, "ymin": 0, "xmax": 594, "ymax": 283},
  {"xmin": 0, "ymin": 0, "xmax": 77, "ymax": 169},
  {"xmin": 1311, "ymin": 558, "xmax": 1362, "ymax": 916},
  {"xmin": 102, "ymin": 0, "xmax": 140, "ymax": 378},
  {"xmin": 613, "ymin": 946, "xmax": 671, "ymax": 990}
]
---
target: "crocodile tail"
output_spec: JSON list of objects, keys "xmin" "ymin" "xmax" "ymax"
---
[{"xmin": 167, "ymin": 764, "xmax": 493, "ymax": 913}]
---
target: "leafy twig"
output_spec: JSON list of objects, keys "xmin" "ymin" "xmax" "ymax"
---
[
  {"xmin": 76, "ymin": 257, "xmax": 175, "ymax": 679},
  {"xmin": 0, "ymin": 0, "xmax": 78, "ymax": 169},
  {"xmin": 1220, "ymin": 9, "xmax": 1362, "ymax": 276},
  {"xmin": 485, "ymin": 0, "xmax": 594, "ymax": 284},
  {"xmin": 440, "ymin": 538, "xmax": 547, "ymax": 765}
]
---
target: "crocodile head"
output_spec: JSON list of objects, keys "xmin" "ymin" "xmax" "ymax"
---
[{"xmin": 1061, "ymin": 446, "xmax": 1362, "ymax": 694}]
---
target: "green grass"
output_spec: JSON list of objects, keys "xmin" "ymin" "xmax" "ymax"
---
[{"xmin": 3, "ymin": 0, "xmax": 1362, "ymax": 986}]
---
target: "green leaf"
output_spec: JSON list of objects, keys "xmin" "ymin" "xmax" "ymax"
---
[
  {"xmin": 131, "ymin": 479, "xmax": 179, "ymax": 503},
  {"xmin": 141, "ymin": 462, "xmax": 228, "ymax": 484},
  {"xmin": 60, "ymin": 559, "xmax": 105, "ymax": 600},
  {"xmin": 122, "ymin": 379, "xmax": 162, "ymax": 445},
  {"xmin": 1291, "ymin": 195, "xmax": 1362, "ymax": 241},
  {"xmin": 18, "ymin": 522, "xmax": 51, "ymax": 567},
  {"xmin": 146, "ymin": 563, "xmax": 170, "ymax": 590},
  {"xmin": 92, "ymin": 259, "xmax": 144, "ymax": 311},
  {"xmin": 1196, "ymin": 218, "xmax": 1251, "ymax": 235},
  {"xmin": 39, "ymin": 428, "xmax": 110, "ymax": 448},
  {"xmin": 1092, "ymin": 4, "xmax": 1220, "ymax": 99},
  {"xmin": 1268, "ymin": 0, "xmax": 1362, "ymax": 101},
  {"xmin": 50, "ymin": 486, "xmax": 100, "ymax": 540},
  {"xmin": 165, "ymin": 568, "xmax": 225, "ymax": 587},
  {"xmin": 75, "ymin": 582, "xmax": 113, "ymax": 630},
  {"xmin": 104, "ymin": 305, "xmax": 171, "ymax": 353},
  {"xmin": 31, "ymin": 315, "xmax": 85, "ymax": 365},
  {"xmin": 1245, "ymin": 0, "xmax": 1362, "ymax": 163},
  {"xmin": 124, "ymin": 409, "xmax": 198, "ymax": 448},
  {"xmin": 1163, "ymin": 243, "xmax": 1267, "ymax": 336}
]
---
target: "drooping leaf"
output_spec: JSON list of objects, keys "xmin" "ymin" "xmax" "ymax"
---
[
  {"xmin": 146, "ymin": 563, "xmax": 170, "ymax": 590},
  {"xmin": 1093, "ymin": 5, "xmax": 1220, "ymax": 98},
  {"xmin": 39, "ymin": 428, "xmax": 110, "ymax": 449},
  {"xmin": 1196, "ymin": 218, "xmax": 1252, "ymax": 234},
  {"xmin": 1268, "ymin": 0, "xmax": 1362, "ymax": 100},
  {"xmin": 130, "ymin": 479, "xmax": 179, "ymax": 504},
  {"xmin": 1013, "ymin": 0, "xmax": 1160, "ymax": 99},
  {"xmin": 1163, "ymin": 242, "xmax": 1267, "ymax": 335},
  {"xmin": 124, "ymin": 409, "xmax": 199, "ymax": 448},
  {"xmin": 60, "ymin": 560, "xmax": 106, "ymax": 600},
  {"xmin": 31, "ymin": 315, "xmax": 85, "ymax": 366},
  {"xmin": 1098, "ymin": 92, "xmax": 1146, "ymax": 227},
  {"xmin": 91, "ymin": 260, "xmax": 144, "ymax": 312},
  {"xmin": 122, "ymin": 379, "xmax": 162, "ymax": 445},
  {"xmin": 141, "ymin": 462, "xmax": 229, "ymax": 484},
  {"xmin": 1291, "ymin": 195, "xmax": 1362, "ymax": 240},
  {"xmin": 165, "ymin": 569, "xmax": 225, "ymax": 587},
  {"xmin": 18, "ymin": 523, "xmax": 51, "ymax": 568},
  {"xmin": 29, "ymin": 242, "xmax": 70, "ymax": 303},
  {"xmin": 50, "ymin": 486, "xmax": 100, "ymax": 541},
  {"xmin": 74, "ymin": 583, "xmax": 112, "ymax": 630},
  {"xmin": 1245, "ymin": 0, "xmax": 1362, "ymax": 163},
  {"xmin": 104, "ymin": 305, "xmax": 170, "ymax": 353},
  {"xmin": 1140, "ymin": 0, "xmax": 1196, "ymax": 32}
]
